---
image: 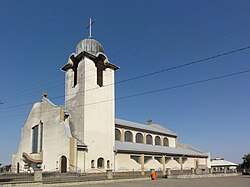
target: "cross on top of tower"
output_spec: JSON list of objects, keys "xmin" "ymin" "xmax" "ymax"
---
[{"xmin": 86, "ymin": 18, "xmax": 96, "ymax": 39}]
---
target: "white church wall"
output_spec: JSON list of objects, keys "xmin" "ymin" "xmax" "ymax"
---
[
  {"xmin": 144, "ymin": 158, "xmax": 162, "ymax": 171},
  {"xmin": 82, "ymin": 57, "xmax": 115, "ymax": 171},
  {"xmin": 41, "ymin": 100, "xmax": 71, "ymax": 172},
  {"xmin": 115, "ymin": 154, "xmax": 141, "ymax": 171},
  {"xmin": 206, "ymin": 153, "xmax": 211, "ymax": 168},
  {"xmin": 65, "ymin": 68, "xmax": 77, "ymax": 101},
  {"xmin": 166, "ymin": 159, "xmax": 181, "ymax": 170},
  {"xmin": 12, "ymin": 98, "xmax": 71, "ymax": 172},
  {"xmin": 77, "ymin": 150, "xmax": 85, "ymax": 172},
  {"xmin": 12, "ymin": 102, "xmax": 42, "ymax": 172},
  {"xmin": 65, "ymin": 60, "xmax": 83, "ymax": 143},
  {"xmin": 198, "ymin": 158, "xmax": 207, "ymax": 167},
  {"xmin": 168, "ymin": 137, "xmax": 176, "ymax": 147},
  {"xmin": 183, "ymin": 158, "xmax": 195, "ymax": 170}
]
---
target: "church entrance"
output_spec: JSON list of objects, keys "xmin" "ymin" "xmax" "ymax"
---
[{"xmin": 60, "ymin": 156, "xmax": 67, "ymax": 173}]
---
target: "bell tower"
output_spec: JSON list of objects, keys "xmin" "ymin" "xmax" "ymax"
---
[{"xmin": 61, "ymin": 22, "xmax": 119, "ymax": 171}]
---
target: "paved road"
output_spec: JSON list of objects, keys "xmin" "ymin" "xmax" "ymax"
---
[{"xmin": 64, "ymin": 176, "xmax": 250, "ymax": 187}]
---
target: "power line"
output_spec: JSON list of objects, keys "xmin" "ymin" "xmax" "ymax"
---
[
  {"xmin": 1, "ymin": 45, "xmax": 250, "ymax": 110},
  {"xmin": 1, "ymin": 3, "xmax": 248, "ymax": 101},
  {"xmin": 1, "ymin": 44, "xmax": 250, "ymax": 111},
  {"xmin": 1, "ymin": 68, "xmax": 249, "ymax": 119},
  {"xmin": 2, "ymin": 20, "xmax": 250, "ymax": 102},
  {"xmin": 1, "ymin": 66, "xmax": 97, "ymax": 101},
  {"xmin": 115, "ymin": 45, "xmax": 250, "ymax": 85},
  {"xmin": 115, "ymin": 69, "xmax": 250, "ymax": 100}
]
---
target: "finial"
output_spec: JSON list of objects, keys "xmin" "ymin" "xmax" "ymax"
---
[
  {"xmin": 86, "ymin": 18, "xmax": 96, "ymax": 39},
  {"xmin": 42, "ymin": 91, "xmax": 48, "ymax": 98},
  {"xmin": 147, "ymin": 118, "xmax": 153, "ymax": 125}
]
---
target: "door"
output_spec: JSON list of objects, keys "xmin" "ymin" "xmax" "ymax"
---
[{"xmin": 61, "ymin": 156, "xmax": 67, "ymax": 173}]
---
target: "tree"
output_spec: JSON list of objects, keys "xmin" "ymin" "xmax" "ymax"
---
[{"xmin": 242, "ymin": 153, "xmax": 250, "ymax": 170}]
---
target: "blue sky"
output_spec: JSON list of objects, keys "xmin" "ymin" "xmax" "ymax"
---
[{"xmin": 0, "ymin": 0, "xmax": 250, "ymax": 165}]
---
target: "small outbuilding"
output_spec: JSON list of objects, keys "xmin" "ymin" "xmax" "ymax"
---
[{"xmin": 211, "ymin": 158, "xmax": 238, "ymax": 173}]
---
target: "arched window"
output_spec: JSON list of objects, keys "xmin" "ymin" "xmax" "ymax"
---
[
  {"xmin": 115, "ymin": 129, "xmax": 121, "ymax": 141},
  {"xmin": 124, "ymin": 131, "xmax": 133, "ymax": 142},
  {"xmin": 60, "ymin": 156, "xmax": 67, "ymax": 173},
  {"xmin": 136, "ymin": 133, "xmax": 143, "ymax": 143},
  {"xmin": 155, "ymin": 136, "xmax": 161, "ymax": 145},
  {"xmin": 107, "ymin": 160, "xmax": 110, "ymax": 169},
  {"xmin": 91, "ymin": 160, "xmax": 95, "ymax": 168},
  {"xmin": 163, "ymin": 137, "xmax": 169, "ymax": 146},
  {"xmin": 146, "ymin": 134, "xmax": 153, "ymax": 144},
  {"xmin": 97, "ymin": 157, "xmax": 104, "ymax": 168}
]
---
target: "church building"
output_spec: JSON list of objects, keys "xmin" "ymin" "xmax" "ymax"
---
[{"xmin": 12, "ymin": 23, "xmax": 211, "ymax": 174}]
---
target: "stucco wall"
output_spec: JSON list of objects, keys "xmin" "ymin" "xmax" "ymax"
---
[
  {"xmin": 83, "ymin": 57, "xmax": 115, "ymax": 171},
  {"xmin": 166, "ymin": 159, "xmax": 181, "ymax": 170},
  {"xmin": 144, "ymin": 158, "xmax": 162, "ymax": 171},
  {"xmin": 115, "ymin": 154, "xmax": 140, "ymax": 171},
  {"xmin": 183, "ymin": 158, "xmax": 195, "ymax": 169},
  {"xmin": 12, "ymin": 98, "xmax": 71, "ymax": 172}
]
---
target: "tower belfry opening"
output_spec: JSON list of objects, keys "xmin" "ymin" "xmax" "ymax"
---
[
  {"xmin": 97, "ymin": 67, "xmax": 103, "ymax": 87},
  {"xmin": 73, "ymin": 61, "xmax": 79, "ymax": 87}
]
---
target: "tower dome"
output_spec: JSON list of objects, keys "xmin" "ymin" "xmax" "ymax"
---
[{"xmin": 76, "ymin": 37, "xmax": 104, "ymax": 56}]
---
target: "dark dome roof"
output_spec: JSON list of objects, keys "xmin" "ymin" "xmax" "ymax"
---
[{"xmin": 76, "ymin": 37, "xmax": 104, "ymax": 55}]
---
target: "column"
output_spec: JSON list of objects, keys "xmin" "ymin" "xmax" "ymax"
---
[
  {"xmin": 179, "ymin": 157, "xmax": 183, "ymax": 171},
  {"xmin": 140, "ymin": 154, "xmax": 145, "ymax": 175},
  {"xmin": 143, "ymin": 133, "xmax": 146, "ymax": 144},
  {"xmin": 162, "ymin": 156, "xmax": 166, "ymax": 175},
  {"xmin": 121, "ymin": 129, "xmax": 125, "ymax": 142},
  {"xmin": 160, "ymin": 136, "xmax": 163, "ymax": 146}
]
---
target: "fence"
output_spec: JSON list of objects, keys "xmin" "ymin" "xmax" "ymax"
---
[
  {"xmin": 0, "ymin": 172, "xmax": 34, "ymax": 183},
  {"xmin": 0, "ymin": 168, "xmax": 238, "ymax": 184},
  {"xmin": 170, "ymin": 169, "xmax": 192, "ymax": 175}
]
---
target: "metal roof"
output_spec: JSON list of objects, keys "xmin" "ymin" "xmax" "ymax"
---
[
  {"xmin": 115, "ymin": 141, "xmax": 208, "ymax": 157},
  {"xmin": 76, "ymin": 38, "xmax": 104, "ymax": 55},
  {"xmin": 211, "ymin": 159, "xmax": 238, "ymax": 166},
  {"xmin": 115, "ymin": 118, "xmax": 177, "ymax": 137}
]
